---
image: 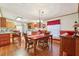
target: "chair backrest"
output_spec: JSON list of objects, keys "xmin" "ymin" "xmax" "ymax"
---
[
  {"xmin": 13, "ymin": 32, "xmax": 21, "ymax": 38},
  {"xmin": 23, "ymin": 33, "xmax": 28, "ymax": 42},
  {"xmin": 43, "ymin": 35, "xmax": 50, "ymax": 42}
]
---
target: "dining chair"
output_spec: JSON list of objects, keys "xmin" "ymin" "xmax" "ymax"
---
[
  {"xmin": 23, "ymin": 33, "xmax": 34, "ymax": 50},
  {"xmin": 12, "ymin": 32, "xmax": 21, "ymax": 46},
  {"xmin": 38, "ymin": 32, "xmax": 50, "ymax": 48},
  {"xmin": 38, "ymin": 36, "xmax": 49, "ymax": 49}
]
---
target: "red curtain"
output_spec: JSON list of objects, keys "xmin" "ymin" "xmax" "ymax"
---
[{"xmin": 47, "ymin": 20, "xmax": 60, "ymax": 25}]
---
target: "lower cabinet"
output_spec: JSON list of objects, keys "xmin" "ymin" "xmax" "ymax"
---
[
  {"xmin": 76, "ymin": 37, "xmax": 79, "ymax": 56},
  {"xmin": 0, "ymin": 34, "xmax": 10, "ymax": 47},
  {"xmin": 60, "ymin": 36, "xmax": 76, "ymax": 56}
]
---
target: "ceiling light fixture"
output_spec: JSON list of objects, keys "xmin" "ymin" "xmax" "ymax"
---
[
  {"xmin": 16, "ymin": 17, "xmax": 22, "ymax": 21},
  {"xmin": 38, "ymin": 9, "xmax": 44, "ymax": 28}
]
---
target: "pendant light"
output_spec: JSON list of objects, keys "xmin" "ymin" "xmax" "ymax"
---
[{"xmin": 38, "ymin": 9, "xmax": 44, "ymax": 28}]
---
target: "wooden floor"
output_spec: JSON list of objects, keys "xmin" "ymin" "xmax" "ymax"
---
[{"xmin": 0, "ymin": 40, "xmax": 60, "ymax": 56}]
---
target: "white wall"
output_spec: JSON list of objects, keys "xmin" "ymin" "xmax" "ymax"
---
[
  {"xmin": 0, "ymin": 7, "xmax": 22, "ymax": 20},
  {"xmin": 0, "ymin": 7, "xmax": 78, "ymax": 31},
  {"xmin": 47, "ymin": 13, "xmax": 78, "ymax": 31}
]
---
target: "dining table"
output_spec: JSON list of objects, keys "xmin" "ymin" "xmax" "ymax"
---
[{"xmin": 27, "ymin": 34, "xmax": 52, "ymax": 55}]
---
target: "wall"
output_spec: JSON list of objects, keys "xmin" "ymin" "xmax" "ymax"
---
[
  {"xmin": 0, "ymin": 7, "xmax": 20, "ymax": 20},
  {"xmin": 0, "ymin": 7, "xmax": 78, "ymax": 32},
  {"xmin": 47, "ymin": 13, "xmax": 78, "ymax": 31}
]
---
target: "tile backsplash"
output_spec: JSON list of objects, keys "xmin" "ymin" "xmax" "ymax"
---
[{"xmin": 0, "ymin": 27, "xmax": 13, "ymax": 33}]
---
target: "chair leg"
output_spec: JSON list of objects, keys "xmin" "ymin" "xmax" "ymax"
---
[
  {"xmin": 42, "ymin": 42, "xmax": 44, "ymax": 49},
  {"xmin": 28, "ymin": 44, "xmax": 30, "ymax": 49},
  {"xmin": 43, "ymin": 40, "xmax": 49, "ymax": 49},
  {"xmin": 25, "ymin": 43, "xmax": 27, "ymax": 49}
]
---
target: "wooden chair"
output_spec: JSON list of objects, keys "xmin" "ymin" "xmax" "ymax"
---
[
  {"xmin": 38, "ymin": 32, "xmax": 50, "ymax": 48},
  {"xmin": 38, "ymin": 36, "xmax": 49, "ymax": 49},
  {"xmin": 23, "ymin": 33, "xmax": 34, "ymax": 49},
  {"xmin": 12, "ymin": 32, "xmax": 21, "ymax": 45}
]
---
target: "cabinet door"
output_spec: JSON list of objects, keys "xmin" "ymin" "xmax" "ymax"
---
[
  {"xmin": 0, "ymin": 17, "xmax": 6, "ymax": 27},
  {"xmin": 60, "ymin": 36, "xmax": 75, "ymax": 56},
  {"xmin": 0, "ymin": 34, "xmax": 10, "ymax": 46},
  {"xmin": 76, "ymin": 37, "xmax": 79, "ymax": 55}
]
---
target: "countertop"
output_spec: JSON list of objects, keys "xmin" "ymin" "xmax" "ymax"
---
[{"xmin": 0, "ymin": 32, "xmax": 15, "ymax": 34}]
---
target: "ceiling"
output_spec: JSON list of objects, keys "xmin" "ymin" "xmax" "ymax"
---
[{"xmin": 0, "ymin": 3, "xmax": 78, "ymax": 22}]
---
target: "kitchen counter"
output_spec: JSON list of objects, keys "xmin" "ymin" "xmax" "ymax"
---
[{"xmin": 0, "ymin": 32, "xmax": 15, "ymax": 34}]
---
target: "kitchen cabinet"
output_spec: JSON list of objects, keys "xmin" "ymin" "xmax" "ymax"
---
[
  {"xmin": 0, "ymin": 34, "xmax": 10, "ymax": 47},
  {"xmin": 0, "ymin": 17, "xmax": 6, "ymax": 27},
  {"xmin": 60, "ymin": 36, "xmax": 79, "ymax": 56}
]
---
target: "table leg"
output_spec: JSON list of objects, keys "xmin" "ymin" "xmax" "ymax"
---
[
  {"xmin": 50, "ymin": 35, "xmax": 53, "ymax": 55},
  {"xmin": 34, "ymin": 40, "xmax": 37, "ymax": 55},
  {"xmin": 12, "ymin": 37, "xmax": 14, "ymax": 44},
  {"xmin": 51, "ymin": 36, "xmax": 52, "ymax": 50},
  {"xmin": 25, "ymin": 42, "xmax": 27, "ymax": 49},
  {"xmin": 18, "ymin": 37, "xmax": 21, "ymax": 46}
]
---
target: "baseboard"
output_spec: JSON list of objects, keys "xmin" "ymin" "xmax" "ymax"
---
[{"xmin": 53, "ymin": 39, "xmax": 60, "ymax": 41}]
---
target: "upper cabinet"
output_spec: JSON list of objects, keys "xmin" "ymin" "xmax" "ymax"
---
[
  {"xmin": 6, "ymin": 20, "xmax": 16, "ymax": 28},
  {"xmin": 0, "ymin": 17, "xmax": 6, "ymax": 27}
]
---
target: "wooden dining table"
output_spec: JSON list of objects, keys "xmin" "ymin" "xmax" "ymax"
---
[{"xmin": 27, "ymin": 34, "xmax": 52, "ymax": 55}]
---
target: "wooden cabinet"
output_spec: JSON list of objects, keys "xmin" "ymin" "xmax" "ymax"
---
[
  {"xmin": 0, "ymin": 34, "xmax": 10, "ymax": 46},
  {"xmin": 76, "ymin": 36, "xmax": 79, "ymax": 55},
  {"xmin": 27, "ymin": 23, "xmax": 39, "ymax": 29},
  {"xmin": 0, "ymin": 17, "xmax": 6, "ymax": 27},
  {"xmin": 60, "ymin": 36, "xmax": 79, "ymax": 56},
  {"xmin": 27, "ymin": 23, "xmax": 35, "ymax": 29}
]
